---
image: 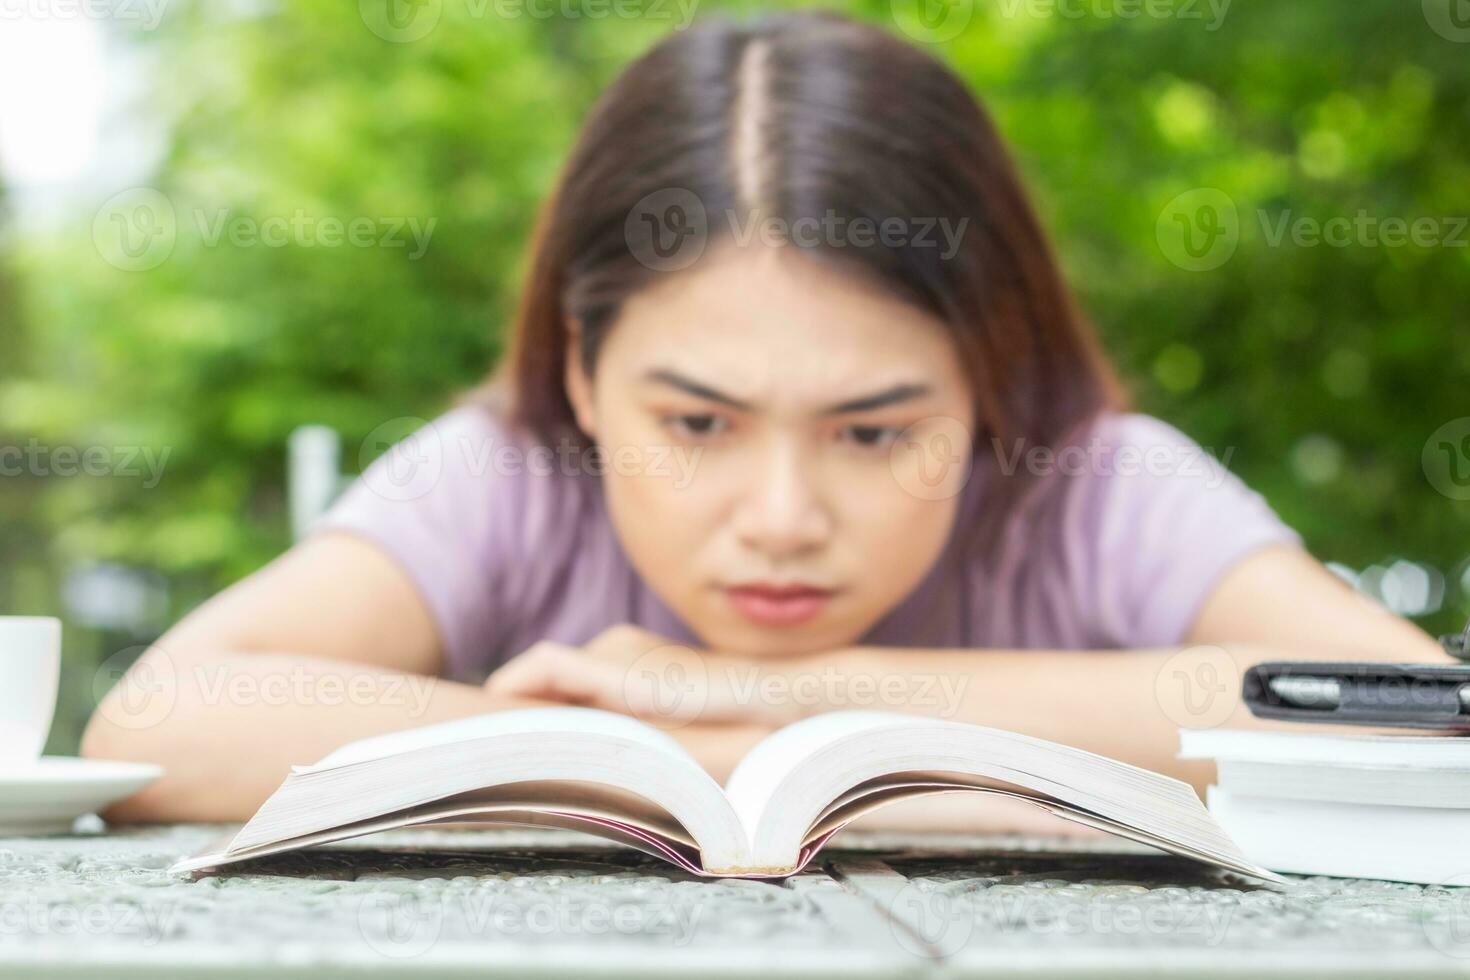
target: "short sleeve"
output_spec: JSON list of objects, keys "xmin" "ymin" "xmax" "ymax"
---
[
  {"xmin": 1062, "ymin": 413, "xmax": 1305, "ymax": 648},
  {"xmin": 309, "ymin": 406, "xmax": 524, "ymax": 680}
]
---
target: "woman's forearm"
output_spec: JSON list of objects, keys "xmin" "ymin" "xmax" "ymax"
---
[
  {"xmin": 81, "ymin": 647, "xmax": 548, "ymax": 822},
  {"xmin": 765, "ymin": 640, "xmax": 1448, "ymax": 794},
  {"xmin": 83, "ymin": 645, "xmax": 777, "ymax": 822}
]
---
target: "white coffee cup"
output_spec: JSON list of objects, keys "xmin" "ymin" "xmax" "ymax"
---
[{"xmin": 0, "ymin": 617, "xmax": 62, "ymax": 767}]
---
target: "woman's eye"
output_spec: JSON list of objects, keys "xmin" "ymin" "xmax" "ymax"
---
[
  {"xmin": 664, "ymin": 414, "xmax": 727, "ymax": 439},
  {"xmin": 840, "ymin": 425, "xmax": 902, "ymax": 450}
]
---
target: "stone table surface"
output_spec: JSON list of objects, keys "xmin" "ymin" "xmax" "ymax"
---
[{"xmin": 3, "ymin": 823, "xmax": 1470, "ymax": 978}]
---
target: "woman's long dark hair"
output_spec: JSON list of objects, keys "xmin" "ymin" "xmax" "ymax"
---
[{"xmin": 471, "ymin": 9, "xmax": 1125, "ymax": 564}]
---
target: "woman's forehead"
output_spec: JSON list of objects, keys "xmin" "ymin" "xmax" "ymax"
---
[{"xmin": 607, "ymin": 244, "xmax": 963, "ymax": 378}]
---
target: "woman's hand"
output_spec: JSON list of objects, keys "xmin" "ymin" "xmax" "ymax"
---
[
  {"xmin": 483, "ymin": 624, "xmax": 804, "ymax": 783},
  {"xmin": 483, "ymin": 623, "xmax": 810, "ymax": 729}
]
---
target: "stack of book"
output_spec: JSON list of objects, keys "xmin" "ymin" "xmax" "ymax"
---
[{"xmin": 1179, "ymin": 727, "xmax": 1470, "ymax": 884}]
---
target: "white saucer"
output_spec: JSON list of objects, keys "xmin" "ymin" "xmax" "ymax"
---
[{"xmin": 0, "ymin": 757, "xmax": 162, "ymax": 835}]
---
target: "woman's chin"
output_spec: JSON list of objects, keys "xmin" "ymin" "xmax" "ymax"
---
[{"xmin": 693, "ymin": 613, "xmax": 872, "ymax": 660}]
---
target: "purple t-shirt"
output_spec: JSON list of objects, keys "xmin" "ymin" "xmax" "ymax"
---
[{"xmin": 315, "ymin": 406, "xmax": 1302, "ymax": 681}]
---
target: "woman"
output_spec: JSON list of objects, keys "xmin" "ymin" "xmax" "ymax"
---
[{"xmin": 84, "ymin": 10, "xmax": 1446, "ymax": 823}]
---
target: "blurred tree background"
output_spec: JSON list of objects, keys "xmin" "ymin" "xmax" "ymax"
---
[{"xmin": 2, "ymin": 0, "xmax": 1468, "ymax": 752}]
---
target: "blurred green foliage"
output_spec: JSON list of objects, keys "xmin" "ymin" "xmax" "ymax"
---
[{"xmin": 2, "ymin": 0, "xmax": 1468, "ymax": 751}]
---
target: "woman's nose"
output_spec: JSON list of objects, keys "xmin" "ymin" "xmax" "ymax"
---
[{"xmin": 731, "ymin": 438, "xmax": 833, "ymax": 558}]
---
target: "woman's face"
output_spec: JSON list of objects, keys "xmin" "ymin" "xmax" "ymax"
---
[{"xmin": 565, "ymin": 242, "xmax": 976, "ymax": 657}]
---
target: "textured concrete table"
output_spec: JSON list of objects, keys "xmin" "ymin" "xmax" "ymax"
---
[{"xmin": 3, "ymin": 823, "xmax": 1470, "ymax": 977}]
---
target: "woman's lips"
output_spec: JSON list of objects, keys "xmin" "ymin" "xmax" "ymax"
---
[{"xmin": 724, "ymin": 585, "xmax": 834, "ymax": 627}]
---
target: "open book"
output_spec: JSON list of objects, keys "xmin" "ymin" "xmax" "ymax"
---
[{"xmin": 173, "ymin": 707, "xmax": 1279, "ymax": 881}]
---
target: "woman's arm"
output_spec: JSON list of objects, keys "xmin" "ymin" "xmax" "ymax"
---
[
  {"xmin": 83, "ymin": 531, "xmax": 776, "ymax": 820},
  {"xmin": 759, "ymin": 545, "xmax": 1452, "ymax": 791},
  {"xmin": 81, "ymin": 531, "xmax": 557, "ymax": 821},
  {"xmin": 488, "ymin": 546, "xmax": 1452, "ymax": 795}
]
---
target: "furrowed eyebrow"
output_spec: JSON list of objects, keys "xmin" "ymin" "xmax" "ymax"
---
[
  {"xmin": 822, "ymin": 382, "xmax": 932, "ymax": 416},
  {"xmin": 641, "ymin": 368, "xmax": 932, "ymax": 416},
  {"xmin": 643, "ymin": 369, "xmax": 751, "ymax": 410}
]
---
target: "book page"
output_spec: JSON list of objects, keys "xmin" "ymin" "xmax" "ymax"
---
[
  {"xmin": 300, "ymin": 706, "xmax": 696, "ymax": 772},
  {"xmin": 723, "ymin": 712, "xmax": 1278, "ymax": 881},
  {"xmin": 723, "ymin": 711, "xmax": 912, "ymax": 841}
]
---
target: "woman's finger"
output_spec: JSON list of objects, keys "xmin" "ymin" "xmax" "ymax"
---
[{"xmin": 485, "ymin": 643, "xmax": 617, "ymax": 706}]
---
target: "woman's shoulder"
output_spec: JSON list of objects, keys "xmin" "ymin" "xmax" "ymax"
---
[
  {"xmin": 990, "ymin": 411, "xmax": 1235, "ymax": 524},
  {"xmin": 1076, "ymin": 411, "xmax": 1224, "ymax": 462},
  {"xmin": 1042, "ymin": 409, "xmax": 1270, "ymax": 528},
  {"xmin": 393, "ymin": 402, "xmax": 599, "ymax": 518},
  {"xmin": 1031, "ymin": 409, "xmax": 1301, "ymax": 646},
  {"xmin": 988, "ymin": 410, "xmax": 1230, "ymax": 506},
  {"xmin": 339, "ymin": 404, "xmax": 550, "ymax": 539}
]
